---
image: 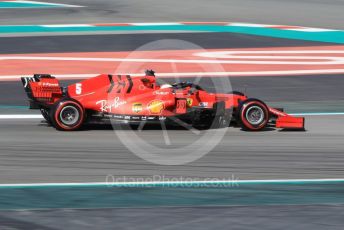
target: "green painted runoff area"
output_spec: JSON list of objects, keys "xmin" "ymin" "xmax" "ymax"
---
[
  {"xmin": 0, "ymin": 25, "xmax": 343, "ymax": 43},
  {"xmin": 0, "ymin": 1, "xmax": 62, "ymax": 8},
  {"xmin": 1, "ymin": 181, "xmax": 343, "ymax": 210}
]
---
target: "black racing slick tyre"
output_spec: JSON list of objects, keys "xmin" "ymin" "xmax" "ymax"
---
[
  {"xmin": 50, "ymin": 99, "xmax": 85, "ymax": 131},
  {"xmin": 238, "ymin": 98, "xmax": 269, "ymax": 131}
]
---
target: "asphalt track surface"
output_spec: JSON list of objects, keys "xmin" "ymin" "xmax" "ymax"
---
[
  {"xmin": 0, "ymin": 205, "xmax": 344, "ymax": 230},
  {"xmin": 0, "ymin": 114, "xmax": 343, "ymax": 184},
  {"xmin": 0, "ymin": 32, "xmax": 330, "ymax": 54},
  {"xmin": 1, "ymin": 0, "xmax": 344, "ymax": 229},
  {"xmin": 1, "ymin": 0, "xmax": 344, "ymax": 30}
]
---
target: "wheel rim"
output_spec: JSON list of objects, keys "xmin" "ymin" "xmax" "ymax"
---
[
  {"xmin": 245, "ymin": 105, "xmax": 264, "ymax": 125},
  {"xmin": 59, "ymin": 106, "xmax": 79, "ymax": 126}
]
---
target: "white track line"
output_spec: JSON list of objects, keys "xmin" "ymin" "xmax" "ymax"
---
[
  {"xmin": 0, "ymin": 115, "xmax": 42, "ymax": 119},
  {"xmin": 0, "ymin": 74, "xmax": 95, "ymax": 80},
  {"xmin": 228, "ymin": 23, "xmax": 273, "ymax": 27},
  {"xmin": 291, "ymin": 112, "xmax": 344, "ymax": 116},
  {"xmin": 0, "ymin": 178, "xmax": 344, "ymax": 188},
  {"xmin": 0, "ymin": 22, "xmax": 339, "ymax": 32},
  {"xmin": 130, "ymin": 23, "xmax": 182, "ymax": 26}
]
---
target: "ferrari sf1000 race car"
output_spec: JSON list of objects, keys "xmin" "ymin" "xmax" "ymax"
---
[{"xmin": 21, "ymin": 70, "xmax": 305, "ymax": 131}]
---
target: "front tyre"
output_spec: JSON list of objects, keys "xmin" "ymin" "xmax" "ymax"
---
[
  {"xmin": 238, "ymin": 99, "xmax": 269, "ymax": 131},
  {"xmin": 50, "ymin": 99, "xmax": 85, "ymax": 131}
]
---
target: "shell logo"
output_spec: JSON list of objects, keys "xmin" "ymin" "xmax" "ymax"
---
[{"xmin": 148, "ymin": 100, "xmax": 164, "ymax": 114}]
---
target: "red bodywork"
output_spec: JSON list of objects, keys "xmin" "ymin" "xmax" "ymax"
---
[{"xmin": 21, "ymin": 73, "xmax": 305, "ymax": 130}]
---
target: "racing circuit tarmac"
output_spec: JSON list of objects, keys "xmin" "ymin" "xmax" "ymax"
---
[
  {"xmin": 1, "ymin": 0, "xmax": 344, "ymax": 229},
  {"xmin": 0, "ymin": 115, "xmax": 343, "ymax": 183}
]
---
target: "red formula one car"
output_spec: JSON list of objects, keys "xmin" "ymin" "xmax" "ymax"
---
[{"xmin": 21, "ymin": 70, "xmax": 305, "ymax": 131}]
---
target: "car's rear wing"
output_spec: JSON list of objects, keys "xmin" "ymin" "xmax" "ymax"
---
[{"xmin": 21, "ymin": 74, "xmax": 63, "ymax": 109}]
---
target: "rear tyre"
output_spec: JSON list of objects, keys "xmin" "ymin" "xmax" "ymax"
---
[
  {"xmin": 238, "ymin": 99, "xmax": 269, "ymax": 131},
  {"xmin": 50, "ymin": 99, "xmax": 85, "ymax": 131}
]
